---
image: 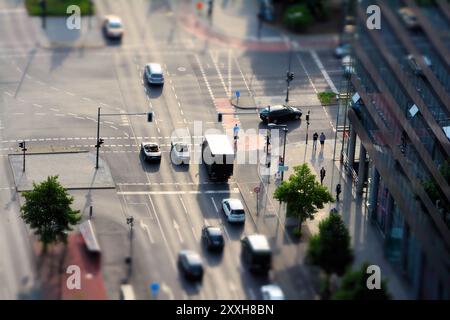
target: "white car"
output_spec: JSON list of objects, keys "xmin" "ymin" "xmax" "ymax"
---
[
  {"xmin": 222, "ymin": 198, "xmax": 245, "ymax": 223},
  {"xmin": 145, "ymin": 63, "xmax": 164, "ymax": 85},
  {"xmin": 170, "ymin": 142, "xmax": 190, "ymax": 165},
  {"xmin": 103, "ymin": 15, "xmax": 124, "ymax": 40},
  {"xmin": 261, "ymin": 285, "xmax": 285, "ymax": 300},
  {"xmin": 141, "ymin": 142, "xmax": 161, "ymax": 162}
]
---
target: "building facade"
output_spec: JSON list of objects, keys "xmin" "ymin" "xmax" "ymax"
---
[{"xmin": 341, "ymin": 0, "xmax": 450, "ymax": 299}]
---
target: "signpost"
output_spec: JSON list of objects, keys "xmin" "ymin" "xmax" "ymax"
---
[
  {"xmin": 235, "ymin": 90, "xmax": 240, "ymax": 105},
  {"xmin": 254, "ymin": 186, "xmax": 260, "ymax": 216}
]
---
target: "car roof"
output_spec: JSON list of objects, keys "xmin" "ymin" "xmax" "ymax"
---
[
  {"xmin": 225, "ymin": 198, "xmax": 244, "ymax": 210},
  {"xmin": 245, "ymin": 234, "xmax": 271, "ymax": 251},
  {"xmin": 180, "ymin": 250, "xmax": 202, "ymax": 264},
  {"xmin": 146, "ymin": 63, "xmax": 163, "ymax": 73},
  {"xmin": 205, "ymin": 226, "xmax": 223, "ymax": 236},
  {"xmin": 105, "ymin": 15, "xmax": 122, "ymax": 23},
  {"xmin": 261, "ymin": 285, "xmax": 284, "ymax": 299},
  {"xmin": 269, "ymin": 105, "xmax": 287, "ymax": 111},
  {"xmin": 204, "ymin": 134, "xmax": 234, "ymax": 155}
]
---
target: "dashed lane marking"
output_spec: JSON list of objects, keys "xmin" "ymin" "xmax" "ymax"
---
[{"xmin": 117, "ymin": 190, "xmax": 240, "ymax": 195}]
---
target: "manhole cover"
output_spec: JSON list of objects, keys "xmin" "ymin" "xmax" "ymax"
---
[{"xmin": 177, "ymin": 67, "xmax": 186, "ymax": 72}]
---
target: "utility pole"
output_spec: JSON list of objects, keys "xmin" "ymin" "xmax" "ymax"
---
[
  {"xmin": 19, "ymin": 141, "xmax": 27, "ymax": 172},
  {"xmin": 126, "ymin": 216, "xmax": 134, "ymax": 279},
  {"xmin": 95, "ymin": 107, "xmax": 104, "ymax": 169}
]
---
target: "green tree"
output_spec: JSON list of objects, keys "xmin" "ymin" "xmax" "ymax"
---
[
  {"xmin": 307, "ymin": 212, "xmax": 354, "ymax": 298},
  {"xmin": 20, "ymin": 175, "xmax": 81, "ymax": 252},
  {"xmin": 332, "ymin": 263, "xmax": 391, "ymax": 300},
  {"xmin": 274, "ymin": 164, "xmax": 334, "ymax": 236}
]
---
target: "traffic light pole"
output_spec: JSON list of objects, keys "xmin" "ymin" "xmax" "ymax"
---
[
  {"xmin": 96, "ymin": 107, "xmax": 101, "ymax": 169},
  {"xmin": 20, "ymin": 141, "xmax": 27, "ymax": 172},
  {"xmin": 281, "ymin": 128, "xmax": 288, "ymax": 182}
]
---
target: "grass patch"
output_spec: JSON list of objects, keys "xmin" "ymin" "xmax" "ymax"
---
[
  {"xmin": 318, "ymin": 91, "xmax": 337, "ymax": 105},
  {"xmin": 25, "ymin": 0, "xmax": 94, "ymax": 16}
]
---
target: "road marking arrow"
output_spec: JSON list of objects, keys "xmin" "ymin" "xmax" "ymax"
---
[
  {"xmin": 173, "ymin": 219, "xmax": 183, "ymax": 243},
  {"xmin": 140, "ymin": 219, "xmax": 154, "ymax": 244}
]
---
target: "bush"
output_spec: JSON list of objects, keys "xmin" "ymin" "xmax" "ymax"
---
[
  {"xmin": 283, "ymin": 4, "xmax": 314, "ymax": 31},
  {"xmin": 318, "ymin": 91, "xmax": 337, "ymax": 105},
  {"xmin": 25, "ymin": 0, "xmax": 94, "ymax": 16}
]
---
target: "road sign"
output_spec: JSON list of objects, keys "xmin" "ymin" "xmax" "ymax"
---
[
  {"xmin": 150, "ymin": 282, "xmax": 160, "ymax": 297},
  {"xmin": 253, "ymin": 186, "xmax": 260, "ymax": 193},
  {"xmin": 278, "ymin": 165, "xmax": 289, "ymax": 172},
  {"xmin": 235, "ymin": 90, "xmax": 240, "ymax": 98}
]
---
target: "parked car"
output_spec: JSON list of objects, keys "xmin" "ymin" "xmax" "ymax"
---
[
  {"xmin": 178, "ymin": 250, "xmax": 204, "ymax": 281},
  {"xmin": 222, "ymin": 198, "xmax": 245, "ymax": 223},
  {"xmin": 145, "ymin": 63, "xmax": 164, "ymax": 85},
  {"xmin": 102, "ymin": 15, "xmax": 124, "ymax": 40},
  {"xmin": 259, "ymin": 104, "xmax": 302, "ymax": 124},
  {"xmin": 170, "ymin": 141, "xmax": 190, "ymax": 165},
  {"xmin": 334, "ymin": 43, "xmax": 351, "ymax": 58},
  {"xmin": 201, "ymin": 226, "xmax": 224, "ymax": 251},
  {"xmin": 407, "ymin": 54, "xmax": 432, "ymax": 76},
  {"xmin": 141, "ymin": 142, "xmax": 161, "ymax": 162},
  {"xmin": 398, "ymin": 7, "xmax": 420, "ymax": 30},
  {"xmin": 261, "ymin": 284, "xmax": 285, "ymax": 300}
]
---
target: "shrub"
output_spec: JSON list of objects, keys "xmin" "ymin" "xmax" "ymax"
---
[{"xmin": 283, "ymin": 4, "xmax": 314, "ymax": 31}]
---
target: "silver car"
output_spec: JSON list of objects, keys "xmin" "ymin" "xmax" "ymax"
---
[{"xmin": 145, "ymin": 63, "xmax": 164, "ymax": 85}]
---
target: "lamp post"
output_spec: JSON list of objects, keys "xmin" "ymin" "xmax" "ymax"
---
[{"xmin": 126, "ymin": 216, "xmax": 134, "ymax": 279}]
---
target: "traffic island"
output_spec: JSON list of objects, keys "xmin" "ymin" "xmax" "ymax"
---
[{"xmin": 8, "ymin": 151, "xmax": 115, "ymax": 191}]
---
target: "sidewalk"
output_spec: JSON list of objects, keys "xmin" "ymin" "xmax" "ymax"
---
[
  {"xmin": 237, "ymin": 139, "xmax": 412, "ymax": 299},
  {"xmin": 177, "ymin": 0, "xmax": 339, "ymax": 51}
]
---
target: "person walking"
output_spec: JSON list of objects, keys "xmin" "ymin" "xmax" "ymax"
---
[
  {"xmin": 320, "ymin": 167, "xmax": 326, "ymax": 185},
  {"xmin": 312, "ymin": 132, "xmax": 319, "ymax": 151},
  {"xmin": 335, "ymin": 183, "xmax": 342, "ymax": 202},
  {"xmin": 233, "ymin": 123, "xmax": 239, "ymax": 140},
  {"xmin": 319, "ymin": 132, "xmax": 326, "ymax": 151}
]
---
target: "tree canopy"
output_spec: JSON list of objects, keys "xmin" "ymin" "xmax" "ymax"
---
[
  {"xmin": 274, "ymin": 164, "xmax": 334, "ymax": 232},
  {"xmin": 307, "ymin": 212, "xmax": 353, "ymax": 276},
  {"xmin": 20, "ymin": 175, "xmax": 81, "ymax": 251}
]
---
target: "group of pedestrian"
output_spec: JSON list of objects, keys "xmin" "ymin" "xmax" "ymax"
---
[
  {"xmin": 312, "ymin": 132, "xmax": 326, "ymax": 152},
  {"xmin": 319, "ymin": 167, "xmax": 341, "ymax": 201}
]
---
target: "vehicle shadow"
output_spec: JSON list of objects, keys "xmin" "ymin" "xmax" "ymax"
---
[{"xmin": 139, "ymin": 151, "xmax": 161, "ymax": 173}]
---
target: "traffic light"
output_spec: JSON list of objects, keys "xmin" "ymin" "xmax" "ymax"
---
[
  {"xmin": 286, "ymin": 71, "xmax": 294, "ymax": 82},
  {"xmin": 305, "ymin": 111, "xmax": 310, "ymax": 122},
  {"xmin": 19, "ymin": 142, "xmax": 24, "ymax": 149},
  {"xmin": 218, "ymin": 113, "xmax": 223, "ymax": 122},
  {"xmin": 96, "ymin": 138, "xmax": 104, "ymax": 148},
  {"xmin": 147, "ymin": 112, "xmax": 153, "ymax": 122}
]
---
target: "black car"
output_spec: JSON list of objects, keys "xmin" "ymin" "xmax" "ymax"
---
[
  {"xmin": 259, "ymin": 105, "xmax": 302, "ymax": 124},
  {"xmin": 178, "ymin": 250, "xmax": 204, "ymax": 281},
  {"xmin": 202, "ymin": 226, "xmax": 224, "ymax": 251}
]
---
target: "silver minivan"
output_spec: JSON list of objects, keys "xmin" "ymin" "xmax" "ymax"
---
[{"xmin": 145, "ymin": 63, "xmax": 164, "ymax": 85}]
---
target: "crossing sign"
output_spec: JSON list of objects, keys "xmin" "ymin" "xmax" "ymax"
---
[{"xmin": 235, "ymin": 90, "xmax": 240, "ymax": 98}]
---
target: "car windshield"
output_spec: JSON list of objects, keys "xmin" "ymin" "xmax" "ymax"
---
[
  {"xmin": 152, "ymin": 73, "xmax": 162, "ymax": 78},
  {"xmin": 145, "ymin": 145, "xmax": 159, "ymax": 152},
  {"xmin": 108, "ymin": 21, "xmax": 122, "ymax": 28},
  {"xmin": 232, "ymin": 209, "xmax": 245, "ymax": 216},
  {"xmin": 175, "ymin": 144, "xmax": 188, "ymax": 152}
]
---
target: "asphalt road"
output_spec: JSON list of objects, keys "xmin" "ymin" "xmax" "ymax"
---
[{"xmin": 0, "ymin": 0, "xmax": 344, "ymax": 300}]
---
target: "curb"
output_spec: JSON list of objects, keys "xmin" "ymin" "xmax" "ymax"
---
[{"xmin": 230, "ymin": 97, "xmax": 261, "ymax": 110}]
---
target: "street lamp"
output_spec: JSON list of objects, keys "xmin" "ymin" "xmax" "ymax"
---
[{"xmin": 125, "ymin": 216, "xmax": 134, "ymax": 274}]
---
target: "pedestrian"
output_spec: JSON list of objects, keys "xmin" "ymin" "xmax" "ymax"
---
[
  {"xmin": 233, "ymin": 123, "xmax": 239, "ymax": 141},
  {"xmin": 336, "ymin": 183, "xmax": 342, "ymax": 202},
  {"xmin": 312, "ymin": 132, "xmax": 319, "ymax": 151},
  {"xmin": 320, "ymin": 132, "xmax": 326, "ymax": 151},
  {"xmin": 320, "ymin": 167, "xmax": 326, "ymax": 185},
  {"xmin": 207, "ymin": 0, "xmax": 213, "ymax": 18}
]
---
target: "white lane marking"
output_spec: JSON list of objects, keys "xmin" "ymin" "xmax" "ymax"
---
[
  {"xmin": 310, "ymin": 50, "xmax": 339, "ymax": 94},
  {"xmin": 140, "ymin": 219, "xmax": 155, "ymax": 244},
  {"xmin": 192, "ymin": 226, "xmax": 198, "ymax": 241},
  {"xmin": 211, "ymin": 197, "xmax": 218, "ymax": 212},
  {"xmin": 50, "ymin": 86, "xmax": 60, "ymax": 91},
  {"xmin": 295, "ymin": 53, "xmax": 318, "ymax": 94},
  {"xmin": 12, "ymin": 113, "xmax": 24, "ymax": 116},
  {"xmin": 50, "ymin": 108, "xmax": 60, "ymax": 112},
  {"xmin": 179, "ymin": 197, "xmax": 188, "ymax": 215},
  {"xmin": 117, "ymin": 190, "xmax": 239, "ymax": 195},
  {"xmin": 82, "ymin": 97, "xmax": 92, "ymax": 102},
  {"xmin": 65, "ymin": 91, "xmax": 75, "ymax": 96},
  {"xmin": 173, "ymin": 219, "xmax": 183, "ymax": 243},
  {"xmin": 35, "ymin": 113, "xmax": 46, "ymax": 116},
  {"xmin": 194, "ymin": 54, "xmax": 217, "ymax": 107},
  {"xmin": 110, "ymin": 126, "xmax": 118, "ymax": 130},
  {"xmin": 210, "ymin": 51, "xmax": 230, "ymax": 97},
  {"xmin": 32, "ymin": 103, "xmax": 42, "ymax": 108},
  {"xmin": 4, "ymin": 91, "xmax": 13, "ymax": 97},
  {"xmin": 161, "ymin": 282, "xmax": 174, "ymax": 300},
  {"xmin": 147, "ymin": 195, "xmax": 176, "ymax": 269}
]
